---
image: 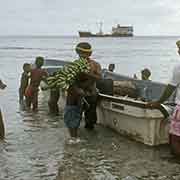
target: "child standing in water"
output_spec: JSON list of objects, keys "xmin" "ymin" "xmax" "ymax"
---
[
  {"xmin": 25, "ymin": 57, "xmax": 48, "ymax": 111},
  {"xmin": 19, "ymin": 63, "xmax": 31, "ymax": 105}
]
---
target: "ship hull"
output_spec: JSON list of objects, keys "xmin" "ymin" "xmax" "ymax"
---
[{"xmin": 78, "ymin": 31, "xmax": 133, "ymax": 37}]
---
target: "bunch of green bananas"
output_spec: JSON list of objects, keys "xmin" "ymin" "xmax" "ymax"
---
[{"xmin": 46, "ymin": 58, "xmax": 90, "ymax": 90}]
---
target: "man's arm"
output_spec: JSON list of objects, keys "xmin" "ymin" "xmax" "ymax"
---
[
  {"xmin": 157, "ymin": 84, "xmax": 176, "ymax": 103},
  {"xmin": 146, "ymin": 84, "xmax": 176, "ymax": 108}
]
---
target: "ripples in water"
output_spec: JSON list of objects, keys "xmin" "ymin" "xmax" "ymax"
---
[{"xmin": 0, "ymin": 93, "xmax": 65, "ymax": 180}]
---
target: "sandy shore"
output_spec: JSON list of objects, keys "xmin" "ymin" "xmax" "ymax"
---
[{"xmin": 56, "ymin": 125, "xmax": 180, "ymax": 180}]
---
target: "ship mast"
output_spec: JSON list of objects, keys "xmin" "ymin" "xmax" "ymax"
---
[{"xmin": 97, "ymin": 22, "xmax": 103, "ymax": 35}]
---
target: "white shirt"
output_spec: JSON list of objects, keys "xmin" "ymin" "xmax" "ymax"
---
[{"xmin": 169, "ymin": 63, "xmax": 180, "ymax": 104}]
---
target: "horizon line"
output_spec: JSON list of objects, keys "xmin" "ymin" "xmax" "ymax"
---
[{"xmin": 0, "ymin": 34, "xmax": 180, "ymax": 37}]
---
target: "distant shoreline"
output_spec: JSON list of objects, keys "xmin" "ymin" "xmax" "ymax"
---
[{"xmin": 0, "ymin": 35, "xmax": 180, "ymax": 38}]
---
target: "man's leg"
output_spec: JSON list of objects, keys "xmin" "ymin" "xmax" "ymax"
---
[
  {"xmin": 32, "ymin": 91, "xmax": 38, "ymax": 111},
  {"xmin": 64, "ymin": 105, "xmax": 81, "ymax": 139},
  {"xmin": 84, "ymin": 95, "xmax": 98, "ymax": 129},
  {"xmin": 19, "ymin": 88, "xmax": 24, "ymax": 104},
  {"xmin": 68, "ymin": 128, "xmax": 78, "ymax": 138},
  {"xmin": 25, "ymin": 96, "xmax": 32, "ymax": 110},
  {"xmin": 0, "ymin": 110, "xmax": 5, "ymax": 139},
  {"xmin": 48, "ymin": 89, "xmax": 60, "ymax": 115}
]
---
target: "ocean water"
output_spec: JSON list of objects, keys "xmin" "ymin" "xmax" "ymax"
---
[
  {"xmin": 0, "ymin": 36, "xmax": 180, "ymax": 82},
  {"xmin": 0, "ymin": 36, "xmax": 180, "ymax": 180}
]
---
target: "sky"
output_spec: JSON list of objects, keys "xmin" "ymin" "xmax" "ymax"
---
[{"xmin": 0, "ymin": 0, "xmax": 180, "ymax": 36}]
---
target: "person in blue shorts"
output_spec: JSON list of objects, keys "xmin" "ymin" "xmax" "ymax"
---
[
  {"xmin": 64, "ymin": 42, "xmax": 101, "ymax": 144},
  {"xmin": 64, "ymin": 85, "xmax": 84, "ymax": 144}
]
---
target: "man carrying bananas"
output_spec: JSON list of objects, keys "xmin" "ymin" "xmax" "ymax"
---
[{"xmin": 64, "ymin": 42, "xmax": 101, "ymax": 144}]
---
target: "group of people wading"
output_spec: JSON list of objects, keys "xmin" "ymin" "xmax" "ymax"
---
[
  {"xmin": 19, "ymin": 42, "xmax": 101, "ymax": 144},
  {"xmin": 1, "ymin": 41, "xmax": 180, "ymax": 158}
]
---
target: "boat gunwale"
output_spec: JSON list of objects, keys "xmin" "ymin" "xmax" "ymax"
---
[{"xmin": 98, "ymin": 93, "xmax": 169, "ymax": 118}]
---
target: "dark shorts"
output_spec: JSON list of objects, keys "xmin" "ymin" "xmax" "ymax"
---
[{"xmin": 64, "ymin": 105, "xmax": 82, "ymax": 128}]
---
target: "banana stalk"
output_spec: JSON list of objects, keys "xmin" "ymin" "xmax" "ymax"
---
[{"xmin": 45, "ymin": 58, "xmax": 90, "ymax": 90}]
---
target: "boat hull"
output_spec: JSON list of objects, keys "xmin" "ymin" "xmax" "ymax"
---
[
  {"xmin": 97, "ymin": 94, "xmax": 169, "ymax": 146},
  {"xmin": 53, "ymin": 90, "xmax": 170, "ymax": 146}
]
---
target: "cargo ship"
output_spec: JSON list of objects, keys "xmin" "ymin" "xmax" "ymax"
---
[{"xmin": 79, "ymin": 24, "xmax": 133, "ymax": 37}]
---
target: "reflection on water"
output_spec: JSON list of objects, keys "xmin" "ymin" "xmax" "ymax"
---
[
  {"xmin": 0, "ymin": 92, "xmax": 66, "ymax": 180},
  {"xmin": 57, "ymin": 126, "xmax": 180, "ymax": 180}
]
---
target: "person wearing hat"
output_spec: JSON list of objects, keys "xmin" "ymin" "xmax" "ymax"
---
[
  {"xmin": 146, "ymin": 40, "xmax": 180, "ymax": 158},
  {"xmin": 76, "ymin": 42, "xmax": 101, "ymax": 129},
  {"xmin": 64, "ymin": 42, "xmax": 101, "ymax": 144}
]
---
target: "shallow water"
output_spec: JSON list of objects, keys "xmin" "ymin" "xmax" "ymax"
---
[
  {"xmin": 0, "ymin": 92, "xmax": 66, "ymax": 180},
  {"xmin": 0, "ymin": 36, "xmax": 180, "ymax": 179},
  {"xmin": 57, "ymin": 126, "xmax": 180, "ymax": 180}
]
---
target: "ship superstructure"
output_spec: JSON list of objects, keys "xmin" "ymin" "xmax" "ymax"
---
[{"xmin": 79, "ymin": 24, "xmax": 133, "ymax": 37}]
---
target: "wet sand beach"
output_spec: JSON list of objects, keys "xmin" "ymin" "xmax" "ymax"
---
[{"xmin": 0, "ymin": 91, "xmax": 66, "ymax": 180}]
